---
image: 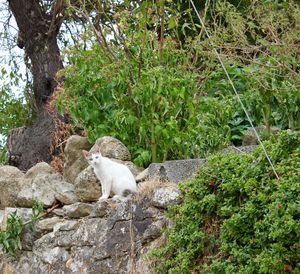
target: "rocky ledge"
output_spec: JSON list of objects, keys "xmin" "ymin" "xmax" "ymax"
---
[
  {"xmin": 0, "ymin": 135, "xmax": 257, "ymax": 274},
  {"xmin": 0, "ymin": 181, "xmax": 179, "ymax": 274}
]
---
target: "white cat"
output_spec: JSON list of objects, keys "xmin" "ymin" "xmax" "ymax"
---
[{"xmin": 82, "ymin": 146, "xmax": 137, "ymax": 201}]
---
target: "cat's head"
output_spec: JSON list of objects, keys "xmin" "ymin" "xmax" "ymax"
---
[{"xmin": 82, "ymin": 145, "xmax": 102, "ymax": 167}]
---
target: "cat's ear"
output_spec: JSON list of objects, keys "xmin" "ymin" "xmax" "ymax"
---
[
  {"xmin": 94, "ymin": 145, "xmax": 101, "ymax": 154},
  {"xmin": 82, "ymin": 150, "xmax": 89, "ymax": 159}
]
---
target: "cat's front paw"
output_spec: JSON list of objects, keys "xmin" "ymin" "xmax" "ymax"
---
[{"xmin": 99, "ymin": 196, "xmax": 108, "ymax": 201}]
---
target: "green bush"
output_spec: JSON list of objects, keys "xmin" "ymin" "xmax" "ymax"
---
[
  {"xmin": 153, "ymin": 130, "xmax": 300, "ymax": 273},
  {"xmin": 0, "ymin": 69, "xmax": 31, "ymax": 164},
  {"xmin": 53, "ymin": 1, "xmax": 300, "ymax": 167},
  {"xmin": 0, "ymin": 199, "xmax": 44, "ymax": 257},
  {"xmin": 55, "ymin": 32, "xmax": 233, "ymax": 166}
]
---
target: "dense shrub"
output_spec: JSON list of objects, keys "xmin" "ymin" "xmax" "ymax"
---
[
  {"xmin": 153, "ymin": 130, "xmax": 300, "ymax": 273},
  {"xmin": 53, "ymin": 1, "xmax": 300, "ymax": 166},
  {"xmin": 55, "ymin": 35, "xmax": 232, "ymax": 166}
]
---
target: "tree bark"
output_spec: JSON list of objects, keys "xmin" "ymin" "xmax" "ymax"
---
[
  {"xmin": 9, "ymin": 0, "xmax": 63, "ymax": 112},
  {"xmin": 7, "ymin": 0, "xmax": 66, "ymax": 170}
]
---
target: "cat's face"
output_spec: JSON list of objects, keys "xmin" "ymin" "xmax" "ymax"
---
[{"xmin": 83, "ymin": 146, "xmax": 102, "ymax": 167}]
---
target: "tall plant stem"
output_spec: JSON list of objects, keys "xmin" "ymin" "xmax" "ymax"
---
[
  {"xmin": 159, "ymin": 0, "xmax": 165, "ymax": 65},
  {"xmin": 151, "ymin": 118, "xmax": 157, "ymax": 163},
  {"xmin": 138, "ymin": 8, "xmax": 148, "ymax": 80}
]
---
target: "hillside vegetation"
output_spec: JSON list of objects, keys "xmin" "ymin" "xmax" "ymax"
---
[
  {"xmin": 153, "ymin": 131, "xmax": 300, "ymax": 273},
  {"xmin": 0, "ymin": 1, "xmax": 299, "ymax": 272},
  {"xmin": 52, "ymin": 0, "xmax": 300, "ymax": 166}
]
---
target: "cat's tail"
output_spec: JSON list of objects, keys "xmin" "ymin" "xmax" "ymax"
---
[{"xmin": 122, "ymin": 189, "xmax": 137, "ymax": 198}]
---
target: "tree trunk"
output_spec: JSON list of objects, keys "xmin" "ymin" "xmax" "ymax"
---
[
  {"xmin": 8, "ymin": 113, "xmax": 55, "ymax": 171},
  {"xmin": 9, "ymin": 0, "xmax": 63, "ymax": 112},
  {"xmin": 7, "ymin": 0, "xmax": 66, "ymax": 170}
]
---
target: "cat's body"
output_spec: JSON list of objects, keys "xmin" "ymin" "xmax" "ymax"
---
[{"xmin": 83, "ymin": 147, "xmax": 137, "ymax": 200}]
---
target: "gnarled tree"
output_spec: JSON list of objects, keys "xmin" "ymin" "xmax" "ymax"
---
[{"xmin": 7, "ymin": 0, "xmax": 66, "ymax": 170}]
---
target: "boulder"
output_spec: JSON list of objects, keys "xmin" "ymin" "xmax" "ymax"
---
[
  {"xmin": 217, "ymin": 145, "xmax": 257, "ymax": 155},
  {"xmin": 0, "ymin": 210, "xmax": 4, "ymax": 226},
  {"xmin": 54, "ymin": 181, "xmax": 78, "ymax": 205},
  {"xmin": 90, "ymin": 200, "xmax": 111, "ymax": 218},
  {"xmin": 35, "ymin": 217, "xmax": 62, "ymax": 233},
  {"xmin": 74, "ymin": 166, "xmax": 101, "ymax": 202},
  {"xmin": 63, "ymin": 135, "xmax": 92, "ymax": 184},
  {"xmin": 148, "ymin": 159, "xmax": 206, "ymax": 183},
  {"xmin": 0, "ymin": 165, "xmax": 25, "ymax": 179},
  {"xmin": 24, "ymin": 162, "xmax": 56, "ymax": 179},
  {"xmin": 37, "ymin": 246, "xmax": 70, "ymax": 265},
  {"xmin": 62, "ymin": 203, "xmax": 94, "ymax": 218},
  {"xmin": 242, "ymin": 126, "xmax": 281, "ymax": 146},
  {"xmin": 93, "ymin": 136, "xmax": 131, "ymax": 161},
  {"xmin": 30, "ymin": 174, "xmax": 58, "ymax": 207},
  {"xmin": 17, "ymin": 185, "xmax": 34, "ymax": 208},
  {"xmin": 17, "ymin": 172, "xmax": 78, "ymax": 208},
  {"xmin": 53, "ymin": 220, "xmax": 79, "ymax": 233},
  {"xmin": 136, "ymin": 168, "xmax": 149, "ymax": 182},
  {"xmin": 0, "ymin": 166, "xmax": 24, "ymax": 209},
  {"xmin": 151, "ymin": 187, "xmax": 181, "ymax": 208}
]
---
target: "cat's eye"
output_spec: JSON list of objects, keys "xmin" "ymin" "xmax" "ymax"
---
[
  {"xmin": 89, "ymin": 158, "xmax": 92, "ymax": 161},
  {"xmin": 95, "ymin": 156, "xmax": 99, "ymax": 159}
]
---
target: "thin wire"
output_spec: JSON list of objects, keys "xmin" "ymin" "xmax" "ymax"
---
[{"xmin": 190, "ymin": 0, "xmax": 279, "ymax": 179}]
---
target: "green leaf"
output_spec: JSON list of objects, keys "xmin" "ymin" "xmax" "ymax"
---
[{"xmin": 168, "ymin": 16, "xmax": 177, "ymax": 29}]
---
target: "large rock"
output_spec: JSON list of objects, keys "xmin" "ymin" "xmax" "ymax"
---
[
  {"xmin": 90, "ymin": 200, "xmax": 111, "ymax": 218},
  {"xmin": 148, "ymin": 159, "xmax": 206, "ymax": 183},
  {"xmin": 93, "ymin": 136, "xmax": 131, "ymax": 161},
  {"xmin": 74, "ymin": 166, "xmax": 101, "ymax": 202},
  {"xmin": 53, "ymin": 220, "xmax": 79, "ymax": 233},
  {"xmin": 37, "ymin": 246, "xmax": 70, "ymax": 265},
  {"xmin": 17, "ymin": 172, "xmax": 78, "ymax": 208},
  {"xmin": 62, "ymin": 203, "xmax": 94, "ymax": 218},
  {"xmin": 54, "ymin": 181, "xmax": 78, "ymax": 205},
  {"xmin": 217, "ymin": 145, "xmax": 257, "ymax": 155},
  {"xmin": 242, "ymin": 126, "xmax": 281, "ymax": 146},
  {"xmin": 63, "ymin": 135, "xmax": 92, "ymax": 184},
  {"xmin": 136, "ymin": 168, "xmax": 149, "ymax": 182},
  {"xmin": 36, "ymin": 217, "xmax": 62, "ymax": 233},
  {"xmin": 0, "ymin": 210, "xmax": 4, "ymax": 227},
  {"xmin": 0, "ymin": 166, "xmax": 24, "ymax": 209},
  {"xmin": 24, "ymin": 162, "xmax": 56, "ymax": 179},
  {"xmin": 151, "ymin": 187, "xmax": 181, "ymax": 208}
]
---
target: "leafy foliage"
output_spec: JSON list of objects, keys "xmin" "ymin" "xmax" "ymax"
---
[
  {"xmin": 0, "ymin": 68, "xmax": 31, "ymax": 164},
  {"xmin": 197, "ymin": 1, "xmax": 300, "ymax": 134},
  {"xmin": 0, "ymin": 199, "xmax": 44, "ymax": 257},
  {"xmin": 153, "ymin": 131, "xmax": 300, "ymax": 273},
  {"xmin": 56, "ymin": 38, "xmax": 203, "ymax": 166},
  {"xmin": 53, "ymin": 0, "xmax": 300, "ymax": 166},
  {"xmin": 28, "ymin": 198, "xmax": 44, "ymax": 232},
  {"xmin": 0, "ymin": 211, "xmax": 23, "ymax": 257}
]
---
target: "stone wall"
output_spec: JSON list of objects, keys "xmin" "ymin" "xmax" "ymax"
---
[
  {"xmin": 0, "ymin": 182, "xmax": 179, "ymax": 274},
  {"xmin": 0, "ymin": 135, "xmax": 256, "ymax": 274}
]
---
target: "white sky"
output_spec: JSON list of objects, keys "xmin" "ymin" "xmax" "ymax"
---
[
  {"xmin": 0, "ymin": 1, "xmax": 26, "ymax": 97},
  {"xmin": 0, "ymin": 1, "xmax": 26, "ymax": 146}
]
